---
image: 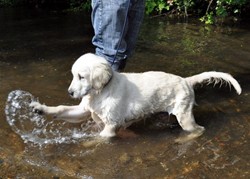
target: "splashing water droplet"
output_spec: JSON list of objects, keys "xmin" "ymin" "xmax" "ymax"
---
[{"xmin": 5, "ymin": 90, "xmax": 98, "ymax": 146}]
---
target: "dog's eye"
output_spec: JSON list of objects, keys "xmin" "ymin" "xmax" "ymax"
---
[{"xmin": 78, "ymin": 74, "xmax": 84, "ymax": 80}]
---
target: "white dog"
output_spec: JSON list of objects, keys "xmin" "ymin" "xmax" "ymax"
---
[{"xmin": 31, "ymin": 53, "xmax": 242, "ymax": 138}]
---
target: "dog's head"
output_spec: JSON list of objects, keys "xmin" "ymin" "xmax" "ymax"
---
[{"xmin": 68, "ymin": 53, "xmax": 113, "ymax": 98}]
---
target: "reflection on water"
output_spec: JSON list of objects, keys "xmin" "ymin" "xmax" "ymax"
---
[{"xmin": 0, "ymin": 8, "xmax": 249, "ymax": 178}]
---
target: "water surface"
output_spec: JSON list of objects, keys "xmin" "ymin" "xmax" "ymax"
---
[{"xmin": 0, "ymin": 8, "xmax": 249, "ymax": 178}]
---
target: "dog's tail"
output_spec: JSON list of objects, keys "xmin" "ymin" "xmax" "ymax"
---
[{"xmin": 185, "ymin": 71, "xmax": 242, "ymax": 95}]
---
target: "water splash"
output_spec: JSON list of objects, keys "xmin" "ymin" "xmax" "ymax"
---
[{"xmin": 5, "ymin": 90, "xmax": 98, "ymax": 146}]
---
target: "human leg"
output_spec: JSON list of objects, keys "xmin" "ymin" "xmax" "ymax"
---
[
  {"xmin": 125, "ymin": 0, "xmax": 145, "ymax": 58},
  {"xmin": 91, "ymin": 0, "xmax": 145, "ymax": 71}
]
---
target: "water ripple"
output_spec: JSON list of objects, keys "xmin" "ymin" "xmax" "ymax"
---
[{"xmin": 5, "ymin": 90, "xmax": 97, "ymax": 146}]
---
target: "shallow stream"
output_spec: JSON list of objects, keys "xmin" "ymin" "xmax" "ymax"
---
[{"xmin": 0, "ymin": 8, "xmax": 249, "ymax": 178}]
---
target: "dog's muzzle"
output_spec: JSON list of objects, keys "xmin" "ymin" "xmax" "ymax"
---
[
  {"xmin": 68, "ymin": 87, "xmax": 91, "ymax": 98},
  {"xmin": 68, "ymin": 90, "xmax": 74, "ymax": 97}
]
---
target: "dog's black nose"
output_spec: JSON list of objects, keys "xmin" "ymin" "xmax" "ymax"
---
[{"xmin": 68, "ymin": 90, "xmax": 74, "ymax": 97}]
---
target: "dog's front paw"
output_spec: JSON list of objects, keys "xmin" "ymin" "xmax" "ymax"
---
[
  {"xmin": 99, "ymin": 124, "xmax": 116, "ymax": 138},
  {"xmin": 30, "ymin": 101, "xmax": 46, "ymax": 115},
  {"xmin": 100, "ymin": 130, "xmax": 116, "ymax": 138}
]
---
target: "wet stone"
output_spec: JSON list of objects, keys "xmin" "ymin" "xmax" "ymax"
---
[
  {"xmin": 134, "ymin": 157, "xmax": 143, "ymax": 164},
  {"xmin": 119, "ymin": 153, "xmax": 131, "ymax": 164},
  {"xmin": 0, "ymin": 158, "xmax": 3, "ymax": 165}
]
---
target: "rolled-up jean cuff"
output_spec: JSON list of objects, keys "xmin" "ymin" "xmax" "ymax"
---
[{"xmin": 96, "ymin": 49, "xmax": 127, "ymax": 64}]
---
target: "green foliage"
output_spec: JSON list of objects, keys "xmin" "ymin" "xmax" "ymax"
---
[
  {"xmin": 200, "ymin": 0, "xmax": 248, "ymax": 24},
  {"xmin": 0, "ymin": 0, "xmax": 249, "ymax": 24},
  {"xmin": 200, "ymin": 12, "xmax": 215, "ymax": 25},
  {"xmin": 68, "ymin": 0, "xmax": 91, "ymax": 12},
  {"xmin": 145, "ymin": 0, "xmax": 170, "ymax": 15},
  {"xmin": 0, "ymin": 0, "xmax": 15, "ymax": 6},
  {"xmin": 146, "ymin": 0, "xmax": 248, "ymax": 24},
  {"xmin": 146, "ymin": 0, "xmax": 195, "ymax": 16}
]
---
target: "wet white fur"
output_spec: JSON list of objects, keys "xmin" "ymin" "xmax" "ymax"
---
[{"xmin": 30, "ymin": 53, "xmax": 241, "ymax": 137}]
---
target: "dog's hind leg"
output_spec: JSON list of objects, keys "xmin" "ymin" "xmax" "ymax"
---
[
  {"xmin": 173, "ymin": 103, "xmax": 205, "ymax": 133},
  {"xmin": 174, "ymin": 108, "xmax": 205, "ymax": 142},
  {"xmin": 175, "ymin": 111, "xmax": 204, "ymax": 132}
]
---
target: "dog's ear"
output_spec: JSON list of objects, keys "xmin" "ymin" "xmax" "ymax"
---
[{"xmin": 90, "ymin": 62, "xmax": 112, "ymax": 91}]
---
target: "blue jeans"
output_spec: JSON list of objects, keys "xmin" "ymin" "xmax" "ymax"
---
[{"xmin": 91, "ymin": 0, "xmax": 145, "ymax": 71}]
